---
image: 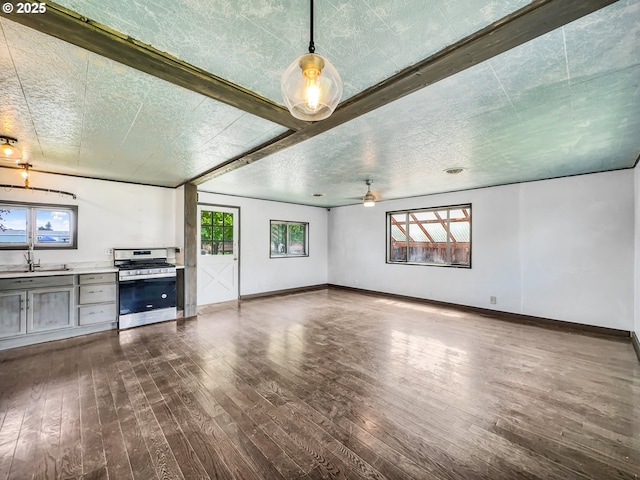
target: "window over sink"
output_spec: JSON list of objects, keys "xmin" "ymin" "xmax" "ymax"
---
[{"xmin": 0, "ymin": 201, "xmax": 77, "ymax": 249}]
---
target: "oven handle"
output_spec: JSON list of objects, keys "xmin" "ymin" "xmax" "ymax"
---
[{"xmin": 119, "ymin": 272, "xmax": 177, "ymax": 282}]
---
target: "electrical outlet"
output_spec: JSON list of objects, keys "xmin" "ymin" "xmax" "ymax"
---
[
  {"xmin": 104, "ymin": 248, "xmax": 113, "ymax": 256},
  {"xmin": 490, "ymin": 296, "xmax": 497, "ymax": 304}
]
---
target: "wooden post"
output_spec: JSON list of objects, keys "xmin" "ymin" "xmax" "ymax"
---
[{"xmin": 183, "ymin": 183, "xmax": 198, "ymax": 318}]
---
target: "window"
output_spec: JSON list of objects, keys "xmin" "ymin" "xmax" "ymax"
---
[
  {"xmin": 270, "ymin": 221, "xmax": 308, "ymax": 257},
  {"xmin": 388, "ymin": 204, "xmax": 471, "ymax": 267},
  {"xmin": 0, "ymin": 202, "xmax": 77, "ymax": 249},
  {"xmin": 200, "ymin": 210, "xmax": 234, "ymax": 255}
]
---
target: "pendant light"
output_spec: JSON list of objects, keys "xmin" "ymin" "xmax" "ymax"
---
[
  {"xmin": 281, "ymin": 0, "xmax": 343, "ymax": 121},
  {"xmin": 363, "ymin": 180, "xmax": 376, "ymax": 207},
  {"xmin": 0, "ymin": 136, "xmax": 21, "ymax": 160},
  {"xmin": 18, "ymin": 163, "xmax": 31, "ymax": 188}
]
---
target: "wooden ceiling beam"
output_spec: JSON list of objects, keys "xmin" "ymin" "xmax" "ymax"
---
[
  {"xmin": 410, "ymin": 214, "xmax": 435, "ymax": 243},
  {"xmin": 1, "ymin": 0, "xmax": 618, "ymax": 186},
  {"xmin": 1, "ymin": 1, "xmax": 309, "ymax": 132},
  {"xmin": 434, "ymin": 211, "xmax": 457, "ymax": 244},
  {"xmin": 390, "ymin": 217, "xmax": 414, "ymax": 244},
  {"xmin": 190, "ymin": 0, "xmax": 618, "ymax": 185}
]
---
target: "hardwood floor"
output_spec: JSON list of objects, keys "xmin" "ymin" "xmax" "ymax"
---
[{"xmin": 0, "ymin": 288, "xmax": 639, "ymax": 479}]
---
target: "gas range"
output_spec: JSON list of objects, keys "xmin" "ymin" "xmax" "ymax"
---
[
  {"xmin": 114, "ymin": 248, "xmax": 177, "ymax": 329},
  {"xmin": 114, "ymin": 249, "xmax": 176, "ymax": 280}
]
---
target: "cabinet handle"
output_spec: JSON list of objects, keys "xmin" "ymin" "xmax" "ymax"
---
[
  {"xmin": 86, "ymin": 289, "xmax": 103, "ymax": 294},
  {"xmin": 20, "ymin": 298, "xmax": 25, "ymax": 311},
  {"xmin": 16, "ymin": 279, "xmax": 34, "ymax": 284}
]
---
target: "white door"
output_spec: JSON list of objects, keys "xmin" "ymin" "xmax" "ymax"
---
[{"xmin": 197, "ymin": 205, "xmax": 239, "ymax": 305}]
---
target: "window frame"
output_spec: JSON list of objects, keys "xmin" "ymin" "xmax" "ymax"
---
[
  {"xmin": 0, "ymin": 201, "xmax": 78, "ymax": 250},
  {"xmin": 200, "ymin": 209, "xmax": 235, "ymax": 256},
  {"xmin": 386, "ymin": 203, "xmax": 471, "ymax": 268},
  {"xmin": 270, "ymin": 220, "xmax": 309, "ymax": 258}
]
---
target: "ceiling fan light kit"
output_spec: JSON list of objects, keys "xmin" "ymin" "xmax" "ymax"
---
[
  {"xmin": 363, "ymin": 179, "xmax": 376, "ymax": 207},
  {"xmin": 281, "ymin": 0, "xmax": 343, "ymax": 121}
]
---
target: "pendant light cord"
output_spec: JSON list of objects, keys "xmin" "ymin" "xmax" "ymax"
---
[{"xmin": 308, "ymin": 0, "xmax": 315, "ymax": 53}]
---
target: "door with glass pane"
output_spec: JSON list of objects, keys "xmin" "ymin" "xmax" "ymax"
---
[{"xmin": 197, "ymin": 205, "xmax": 239, "ymax": 305}]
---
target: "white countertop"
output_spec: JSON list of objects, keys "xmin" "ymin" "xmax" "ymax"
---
[{"xmin": 0, "ymin": 266, "xmax": 118, "ymax": 279}]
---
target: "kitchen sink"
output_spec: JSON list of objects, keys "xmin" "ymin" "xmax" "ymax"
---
[{"xmin": 1, "ymin": 266, "xmax": 71, "ymax": 274}]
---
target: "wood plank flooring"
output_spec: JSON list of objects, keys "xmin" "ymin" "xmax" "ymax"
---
[{"xmin": 1, "ymin": 288, "xmax": 639, "ymax": 479}]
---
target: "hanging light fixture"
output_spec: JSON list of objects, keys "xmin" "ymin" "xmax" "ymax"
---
[
  {"xmin": 0, "ymin": 136, "xmax": 21, "ymax": 160},
  {"xmin": 17, "ymin": 162, "xmax": 31, "ymax": 188},
  {"xmin": 280, "ymin": 0, "xmax": 343, "ymax": 121},
  {"xmin": 363, "ymin": 180, "xmax": 376, "ymax": 207}
]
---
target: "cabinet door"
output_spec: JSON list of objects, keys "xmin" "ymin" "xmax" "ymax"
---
[
  {"xmin": 0, "ymin": 291, "xmax": 27, "ymax": 338},
  {"xmin": 28, "ymin": 287, "xmax": 74, "ymax": 333}
]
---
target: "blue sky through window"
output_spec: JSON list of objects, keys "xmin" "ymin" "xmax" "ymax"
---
[{"xmin": 0, "ymin": 208, "xmax": 27, "ymax": 231}]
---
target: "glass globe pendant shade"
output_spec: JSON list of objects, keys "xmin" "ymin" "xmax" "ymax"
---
[{"xmin": 281, "ymin": 53, "xmax": 343, "ymax": 121}]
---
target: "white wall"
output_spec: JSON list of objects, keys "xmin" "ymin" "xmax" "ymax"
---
[
  {"xmin": 198, "ymin": 191, "xmax": 328, "ymax": 296},
  {"xmin": 329, "ymin": 170, "xmax": 634, "ymax": 330},
  {"xmin": 0, "ymin": 169, "xmax": 178, "ymax": 267}
]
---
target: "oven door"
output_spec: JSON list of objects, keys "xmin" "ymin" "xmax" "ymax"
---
[{"xmin": 119, "ymin": 275, "xmax": 176, "ymax": 315}]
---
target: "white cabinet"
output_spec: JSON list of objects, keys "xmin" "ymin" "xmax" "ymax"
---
[
  {"xmin": 0, "ymin": 276, "xmax": 75, "ymax": 337},
  {"xmin": 77, "ymin": 273, "xmax": 117, "ymax": 326},
  {"xmin": 0, "ymin": 291, "xmax": 27, "ymax": 338},
  {"xmin": 28, "ymin": 287, "xmax": 75, "ymax": 333}
]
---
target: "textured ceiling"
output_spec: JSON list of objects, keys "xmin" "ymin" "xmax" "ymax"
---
[
  {"xmin": 0, "ymin": 18, "xmax": 286, "ymax": 187},
  {"xmin": 0, "ymin": 1, "xmax": 638, "ymax": 206},
  {"xmin": 53, "ymin": 0, "xmax": 529, "ymax": 103},
  {"xmin": 199, "ymin": 0, "xmax": 640, "ymax": 206}
]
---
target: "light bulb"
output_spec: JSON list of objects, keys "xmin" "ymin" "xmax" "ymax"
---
[
  {"xmin": 302, "ymin": 63, "xmax": 322, "ymax": 111},
  {"xmin": 2, "ymin": 145, "xmax": 13, "ymax": 157},
  {"xmin": 305, "ymin": 79, "xmax": 320, "ymax": 111},
  {"xmin": 21, "ymin": 170, "xmax": 28, "ymax": 180},
  {"xmin": 0, "ymin": 137, "xmax": 20, "ymax": 159}
]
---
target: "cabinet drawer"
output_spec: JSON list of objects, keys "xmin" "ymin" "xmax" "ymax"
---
[
  {"xmin": 0, "ymin": 275, "xmax": 73, "ymax": 291},
  {"xmin": 79, "ymin": 284, "xmax": 117, "ymax": 304},
  {"xmin": 79, "ymin": 273, "xmax": 116, "ymax": 285},
  {"xmin": 78, "ymin": 303, "xmax": 116, "ymax": 325}
]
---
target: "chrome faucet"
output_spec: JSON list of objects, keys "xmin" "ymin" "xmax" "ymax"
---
[{"xmin": 24, "ymin": 243, "xmax": 40, "ymax": 272}]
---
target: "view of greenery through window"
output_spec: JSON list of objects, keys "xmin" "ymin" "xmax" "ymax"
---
[
  {"xmin": 201, "ymin": 210, "xmax": 234, "ymax": 255},
  {"xmin": 270, "ymin": 221, "xmax": 308, "ymax": 257},
  {"xmin": 388, "ymin": 205, "xmax": 471, "ymax": 267}
]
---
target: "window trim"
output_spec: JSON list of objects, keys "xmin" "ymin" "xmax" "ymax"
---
[
  {"xmin": 199, "ymin": 208, "xmax": 236, "ymax": 256},
  {"xmin": 0, "ymin": 201, "xmax": 78, "ymax": 250},
  {"xmin": 386, "ymin": 203, "xmax": 471, "ymax": 268},
  {"xmin": 270, "ymin": 220, "xmax": 309, "ymax": 258}
]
